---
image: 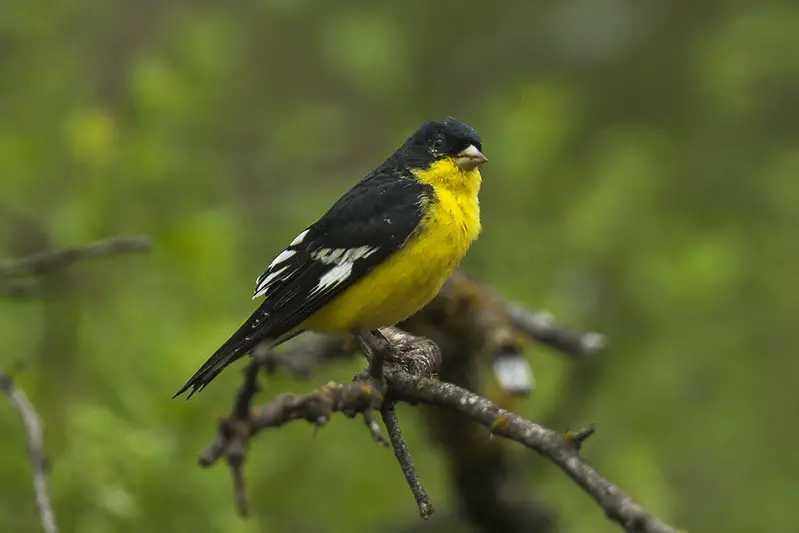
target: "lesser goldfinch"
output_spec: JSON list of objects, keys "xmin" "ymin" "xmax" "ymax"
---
[{"xmin": 174, "ymin": 117, "xmax": 487, "ymax": 398}]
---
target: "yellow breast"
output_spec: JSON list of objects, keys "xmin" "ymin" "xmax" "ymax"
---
[{"xmin": 303, "ymin": 161, "xmax": 482, "ymax": 333}]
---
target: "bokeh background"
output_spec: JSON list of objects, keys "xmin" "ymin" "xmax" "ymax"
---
[{"xmin": 2, "ymin": 0, "xmax": 798, "ymax": 532}]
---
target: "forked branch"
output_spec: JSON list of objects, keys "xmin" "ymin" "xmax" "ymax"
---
[{"xmin": 198, "ymin": 326, "xmax": 677, "ymax": 533}]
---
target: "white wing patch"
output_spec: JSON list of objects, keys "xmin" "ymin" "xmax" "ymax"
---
[
  {"xmin": 311, "ymin": 245, "xmax": 376, "ymax": 265},
  {"xmin": 315, "ymin": 262, "xmax": 354, "ymax": 293},
  {"xmin": 311, "ymin": 248, "xmax": 344, "ymax": 265},
  {"xmin": 253, "ymin": 242, "xmax": 379, "ymax": 301},
  {"xmin": 311, "ymin": 246, "xmax": 378, "ymax": 294},
  {"xmin": 268, "ymin": 249, "xmax": 296, "ymax": 269},
  {"xmin": 253, "ymin": 266, "xmax": 290, "ymax": 299},
  {"xmin": 251, "ymin": 230, "xmax": 311, "ymax": 300},
  {"xmin": 290, "ymin": 229, "xmax": 309, "ymax": 246}
]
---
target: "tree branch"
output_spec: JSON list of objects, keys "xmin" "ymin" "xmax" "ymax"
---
[
  {"xmin": 387, "ymin": 372, "xmax": 675, "ymax": 533},
  {"xmin": 0, "ymin": 235, "xmax": 151, "ymax": 277},
  {"xmin": 0, "ymin": 370, "xmax": 59, "ymax": 533},
  {"xmin": 197, "ymin": 326, "xmax": 675, "ymax": 533}
]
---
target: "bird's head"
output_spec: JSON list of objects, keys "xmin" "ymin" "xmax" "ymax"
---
[{"xmin": 400, "ymin": 117, "xmax": 488, "ymax": 173}]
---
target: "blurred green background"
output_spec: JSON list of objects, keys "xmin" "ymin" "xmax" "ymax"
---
[{"xmin": 1, "ymin": 0, "xmax": 797, "ymax": 532}]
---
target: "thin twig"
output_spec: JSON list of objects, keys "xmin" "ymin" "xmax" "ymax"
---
[
  {"xmin": 564, "ymin": 424, "xmax": 597, "ymax": 452},
  {"xmin": 0, "ymin": 235, "xmax": 151, "ymax": 278},
  {"xmin": 503, "ymin": 301, "xmax": 607, "ymax": 357},
  {"xmin": 382, "ymin": 402, "xmax": 434, "ymax": 519},
  {"xmin": 363, "ymin": 409, "xmax": 390, "ymax": 446},
  {"xmin": 0, "ymin": 370, "xmax": 59, "ymax": 533}
]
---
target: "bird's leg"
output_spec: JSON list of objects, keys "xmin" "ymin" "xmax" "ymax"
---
[
  {"xmin": 351, "ymin": 329, "xmax": 393, "ymax": 447},
  {"xmin": 352, "ymin": 329, "xmax": 392, "ymax": 380}
]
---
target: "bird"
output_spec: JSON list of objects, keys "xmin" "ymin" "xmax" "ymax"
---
[{"xmin": 174, "ymin": 117, "xmax": 487, "ymax": 399}]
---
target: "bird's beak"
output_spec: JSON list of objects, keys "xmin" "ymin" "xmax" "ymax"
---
[{"xmin": 455, "ymin": 144, "xmax": 488, "ymax": 170}]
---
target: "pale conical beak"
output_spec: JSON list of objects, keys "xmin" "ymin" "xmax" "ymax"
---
[{"xmin": 455, "ymin": 144, "xmax": 488, "ymax": 170}]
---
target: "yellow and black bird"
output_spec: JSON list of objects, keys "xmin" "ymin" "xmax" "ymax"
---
[{"xmin": 174, "ymin": 117, "xmax": 487, "ymax": 398}]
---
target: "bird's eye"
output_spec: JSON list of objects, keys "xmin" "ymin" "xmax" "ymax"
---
[{"xmin": 432, "ymin": 135, "xmax": 445, "ymax": 150}]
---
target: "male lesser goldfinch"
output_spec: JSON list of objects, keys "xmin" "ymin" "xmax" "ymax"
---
[{"xmin": 174, "ymin": 118, "xmax": 487, "ymax": 398}]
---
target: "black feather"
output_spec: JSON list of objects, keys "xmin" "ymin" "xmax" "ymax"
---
[{"xmin": 172, "ymin": 304, "xmax": 272, "ymax": 399}]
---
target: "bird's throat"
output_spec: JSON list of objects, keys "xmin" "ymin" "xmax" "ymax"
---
[{"xmin": 412, "ymin": 158, "xmax": 482, "ymax": 197}]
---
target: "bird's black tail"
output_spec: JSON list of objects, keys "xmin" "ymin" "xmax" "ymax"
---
[{"xmin": 173, "ymin": 306, "xmax": 274, "ymax": 400}]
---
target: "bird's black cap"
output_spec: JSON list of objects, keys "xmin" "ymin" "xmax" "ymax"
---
[{"xmin": 397, "ymin": 117, "xmax": 483, "ymax": 168}]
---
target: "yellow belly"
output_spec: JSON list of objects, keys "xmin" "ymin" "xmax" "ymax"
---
[{"xmin": 302, "ymin": 182, "xmax": 481, "ymax": 333}]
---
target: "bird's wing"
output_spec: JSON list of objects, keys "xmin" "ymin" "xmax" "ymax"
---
[
  {"xmin": 250, "ymin": 173, "xmax": 432, "ymax": 338},
  {"xmin": 173, "ymin": 173, "xmax": 432, "ymax": 399}
]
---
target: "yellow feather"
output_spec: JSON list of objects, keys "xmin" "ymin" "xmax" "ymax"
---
[{"xmin": 302, "ymin": 158, "xmax": 482, "ymax": 333}]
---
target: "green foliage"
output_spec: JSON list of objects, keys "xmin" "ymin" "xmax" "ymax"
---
[{"xmin": 1, "ymin": 1, "xmax": 797, "ymax": 532}]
